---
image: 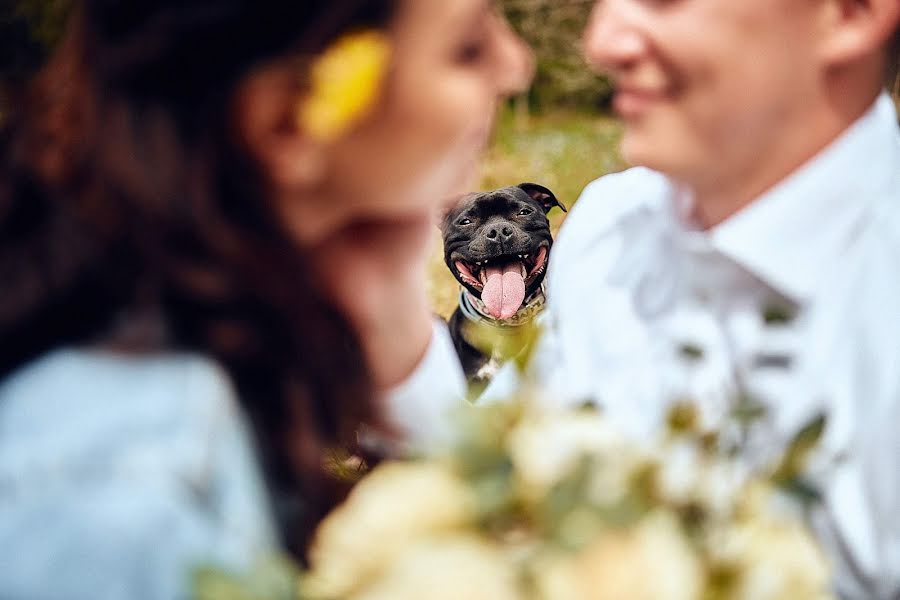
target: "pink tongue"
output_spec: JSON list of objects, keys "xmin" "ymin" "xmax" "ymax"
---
[{"xmin": 481, "ymin": 262, "xmax": 526, "ymax": 320}]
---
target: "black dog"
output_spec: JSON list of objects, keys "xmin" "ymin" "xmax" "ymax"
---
[{"xmin": 441, "ymin": 183, "xmax": 566, "ymax": 381}]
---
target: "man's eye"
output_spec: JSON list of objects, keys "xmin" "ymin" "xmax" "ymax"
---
[
  {"xmin": 518, "ymin": 208, "xmax": 533, "ymax": 216},
  {"xmin": 458, "ymin": 218, "xmax": 473, "ymax": 226}
]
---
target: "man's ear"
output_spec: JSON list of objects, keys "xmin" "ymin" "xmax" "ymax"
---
[
  {"xmin": 819, "ymin": 0, "xmax": 900, "ymax": 67},
  {"xmin": 232, "ymin": 64, "xmax": 327, "ymax": 190},
  {"xmin": 517, "ymin": 183, "xmax": 568, "ymax": 214}
]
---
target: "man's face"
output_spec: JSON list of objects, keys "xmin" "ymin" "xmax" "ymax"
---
[{"xmin": 584, "ymin": 0, "xmax": 825, "ymax": 187}]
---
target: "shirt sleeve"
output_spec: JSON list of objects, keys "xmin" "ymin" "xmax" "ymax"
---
[{"xmin": 380, "ymin": 319, "xmax": 467, "ymax": 454}]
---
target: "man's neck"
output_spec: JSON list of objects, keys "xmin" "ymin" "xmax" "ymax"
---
[{"xmin": 689, "ymin": 81, "xmax": 883, "ymax": 229}]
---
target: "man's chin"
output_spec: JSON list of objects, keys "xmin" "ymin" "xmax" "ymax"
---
[{"xmin": 620, "ymin": 131, "xmax": 696, "ymax": 179}]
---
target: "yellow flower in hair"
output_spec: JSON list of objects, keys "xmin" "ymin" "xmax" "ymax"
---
[{"xmin": 299, "ymin": 30, "xmax": 391, "ymax": 142}]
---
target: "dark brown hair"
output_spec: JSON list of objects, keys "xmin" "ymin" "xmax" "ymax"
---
[
  {"xmin": 0, "ymin": 0, "xmax": 395, "ymax": 557},
  {"xmin": 888, "ymin": 26, "xmax": 900, "ymax": 97}
]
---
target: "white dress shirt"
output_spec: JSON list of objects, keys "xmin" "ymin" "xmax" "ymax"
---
[{"xmin": 521, "ymin": 92, "xmax": 900, "ymax": 599}]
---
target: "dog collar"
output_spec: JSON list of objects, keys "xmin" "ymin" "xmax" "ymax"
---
[{"xmin": 459, "ymin": 284, "xmax": 546, "ymax": 329}]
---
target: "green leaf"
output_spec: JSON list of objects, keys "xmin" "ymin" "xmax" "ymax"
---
[
  {"xmin": 666, "ymin": 401, "xmax": 700, "ymax": 435},
  {"xmin": 678, "ymin": 343, "xmax": 705, "ymax": 363},
  {"xmin": 539, "ymin": 456, "xmax": 593, "ymax": 528},
  {"xmin": 730, "ymin": 393, "xmax": 768, "ymax": 426},
  {"xmin": 777, "ymin": 476, "xmax": 824, "ymax": 508},
  {"xmin": 193, "ymin": 556, "xmax": 300, "ymax": 600},
  {"xmin": 462, "ymin": 320, "xmax": 543, "ymax": 374},
  {"xmin": 762, "ymin": 303, "xmax": 798, "ymax": 326},
  {"xmin": 772, "ymin": 413, "xmax": 828, "ymax": 492}
]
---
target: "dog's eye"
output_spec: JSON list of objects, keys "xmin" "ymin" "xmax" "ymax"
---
[
  {"xmin": 458, "ymin": 218, "xmax": 473, "ymax": 226},
  {"xmin": 518, "ymin": 208, "xmax": 534, "ymax": 216}
]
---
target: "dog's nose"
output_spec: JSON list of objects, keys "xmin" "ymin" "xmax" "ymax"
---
[{"xmin": 486, "ymin": 226, "xmax": 515, "ymax": 241}]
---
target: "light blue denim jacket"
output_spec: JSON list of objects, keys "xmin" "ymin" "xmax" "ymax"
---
[{"xmin": 0, "ymin": 349, "xmax": 278, "ymax": 599}]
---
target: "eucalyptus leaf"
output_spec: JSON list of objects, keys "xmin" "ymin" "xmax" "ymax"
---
[
  {"xmin": 193, "ymin": 556, "xmax": 299, "ymax": 600},
  {"xmin": 772, "ymin": 413, "xmax": 827, "ymax": 485}
]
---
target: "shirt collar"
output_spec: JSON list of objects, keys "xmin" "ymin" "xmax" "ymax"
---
[{"xmin": 689, "ymin": 93, "xmax": 900, "ymax": 304}]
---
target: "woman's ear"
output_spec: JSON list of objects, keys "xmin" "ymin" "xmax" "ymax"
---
[
  {"xmin": 818, "ymin": 0, "xmax": 900, "ymax": 67},
  {"xmin": 233, "ymin": 64, "xmax": 327, "ymax": 190}
]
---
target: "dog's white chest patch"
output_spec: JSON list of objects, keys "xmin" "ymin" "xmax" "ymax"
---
[{"xmin": 475, "ymin": 356, "xmax": 503, "ymax": 382}]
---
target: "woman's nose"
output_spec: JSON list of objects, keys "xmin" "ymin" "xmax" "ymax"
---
[
  {"xmin": 493, "ymin": 14, "xmax": 535, "ymax": 96},
  {"xmin": 583, "ymin": 0, "xmax": 647, "ymax": 75}
]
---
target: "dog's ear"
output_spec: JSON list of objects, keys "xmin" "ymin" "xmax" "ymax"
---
[{"xmin": 517, "ymin": 183, "xmax": 567, "ymax": 214}]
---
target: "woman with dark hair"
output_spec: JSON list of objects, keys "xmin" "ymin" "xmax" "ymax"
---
[{"xmin": 0, "ymin": 0, "xmax": 533, "ymax": 596}]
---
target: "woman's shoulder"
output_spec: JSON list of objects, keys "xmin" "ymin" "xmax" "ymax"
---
[
  {"xmin": 0, "ymin": 349, "xmax": 239, "ymax": 444},
  {"xmin": 0, "ymin": 349, "xmax": 278, "ymax": 599}
]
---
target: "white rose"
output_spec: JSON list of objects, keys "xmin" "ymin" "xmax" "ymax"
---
[
  {"xmin": 655, "ymin": 440, "xmax": 702, "ymax": 505},
  {"xmin": 306, "ymin": 461, "xmax": 474, "ymax": 597},
  {"xmin": 350, "ymin": 535, "xmax": 521, "ymax": 600},
  {"xmin": 507, "ymin": 410, "xmax": 633, "ymax": 502},
  {"xmin": 709, "ymin": 516, "xmax": 832, "ymax": 600},
  {"xmin": 536, "ymin": 511, "xmax": 704, "ymax": 600},
  {"xmin": 655, "ymin": 441, "xmax": 745, "ymax": 519},
  {"xmin": 693, "ymin": 459, "xmax": 744, "ymax": 519}
]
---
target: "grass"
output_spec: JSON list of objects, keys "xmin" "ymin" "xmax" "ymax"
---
[{"xmin": 426, "ymin": 109, "xmax": 626, "ymax": 318}]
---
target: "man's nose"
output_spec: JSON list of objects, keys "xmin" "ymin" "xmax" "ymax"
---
[
  {"xmin": 493, "ymin": 13, "xmax": 535, "ymax": 96},
  {"xmin": 583, "ymin": 0, "xmax": 647, "ymax": 75}
]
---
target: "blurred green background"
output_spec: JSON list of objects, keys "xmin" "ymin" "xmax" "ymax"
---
[
  {"xmin": 427, "ymin": 109, "xmax": 625, "ymax": 319},
  {"xmin": 0, "ymin": 0, "xmax": 626, "ymax": 319},
  {"xmin": 2, "ymin": 1, "xmax": 896, "ymax": 318}
]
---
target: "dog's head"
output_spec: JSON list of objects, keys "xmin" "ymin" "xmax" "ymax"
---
[{"xmin": 441, "ymin": 183, "xmax": 566, "ymax": 320}]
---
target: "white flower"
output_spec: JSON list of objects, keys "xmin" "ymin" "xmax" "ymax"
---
[
  {"xmin": 536, "ymin": 511, "xmax": 704, "ymax": 600},
  {"xmin": 694, "ymin": 459, "xmax": 744, "ymax": 519},
  {"xmin": 306, "ymin": 461, "xmax": 474, "ymax": 597},
  {"xmin": 655, "ymin": 440, "xmax": 744, "ymax": 519},
  {"xmin": 655, "ymin": 439, "xmax": 702, "ymax": 505},
  {"xmin": 709, "ymin": 514, "xmax": 832, "ymax": 600},
  {"xmin": 349, "ymin": 535, "xmax": 521, "ymax": 600},
  {"xmin": 507, "ymin": 410, "xmax": 633, "ymax": 502}
]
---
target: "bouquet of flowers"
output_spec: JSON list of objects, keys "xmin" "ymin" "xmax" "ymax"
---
[{"xmin": 195, "ymin": 388, "xmax": 834, "ymax": 600}]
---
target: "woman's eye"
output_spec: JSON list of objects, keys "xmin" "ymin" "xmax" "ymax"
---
[
  {"xmin": 518, "ymin": 208, "xmax": 533, "ymax": 216},
  {"xmin": 458, "ymin": 218, "xmax": 473, "ymax": 226}
]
